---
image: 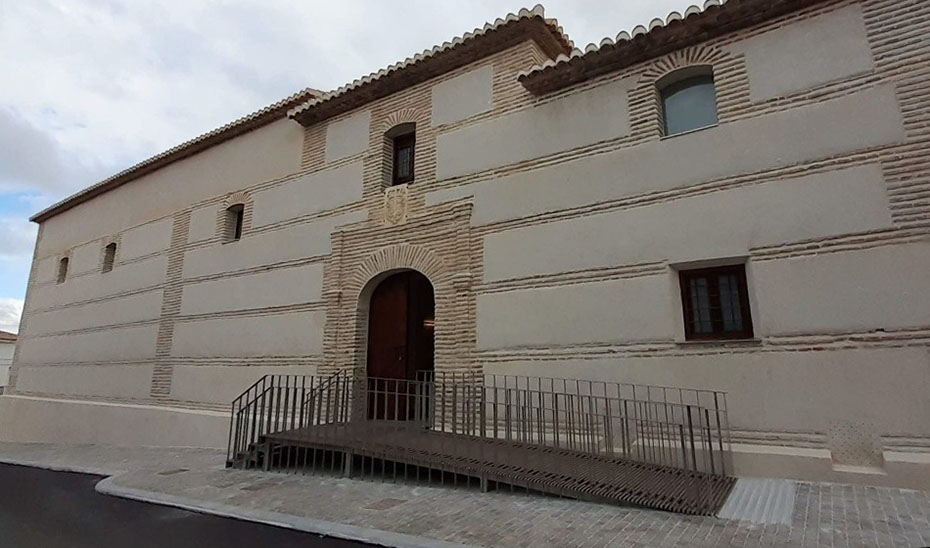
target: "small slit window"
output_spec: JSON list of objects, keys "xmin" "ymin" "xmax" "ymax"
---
[
  {"xmin": 660, "ymin": 71, "xmax": 718, "ymax": 136},
  {"xmin": 679, "ymin": 264, "xmax": 753, "ymax": 341},
  {"xmin": 102, "ymin": 243, "xmax": 117, "ymax": 273},
  {"xmin": 57, "ymin": 257, "xmax": 69, "ymax": 284},
  {"xmin": 392, "ymin": 132, "xmax": 415, "ymax": 185},
  {"xmin": 226, "ymin": 204, "xmax": 245, "ymax": 242}
]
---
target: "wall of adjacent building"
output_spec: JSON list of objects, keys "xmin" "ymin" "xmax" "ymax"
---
[{"xmin": 3, "ymin": 0, "xmax": 928, "ymax": 487}]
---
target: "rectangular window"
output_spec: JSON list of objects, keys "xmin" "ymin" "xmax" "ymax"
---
[
  {"xmin": 226, "ymin": 204, "xmax": 244, "ymax": 241},
  {"xmin": 392, "ymin": 133, "xmax": 415, "ymax": 185},
  {"xmin": 678, "ymin": 264, "xmax": 753, "ymax": 340},
  {"xmin": 102, "ymin": 243, "xmax": 117, "ymax": 273}
]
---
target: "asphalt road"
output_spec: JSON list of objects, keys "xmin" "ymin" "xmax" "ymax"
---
[{"xmin": 0, "ymin": 463, "xmax": 373, "ymax": 548}]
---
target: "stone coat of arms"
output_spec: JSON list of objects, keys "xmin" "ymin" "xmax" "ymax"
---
[{"xmin": 384, "ymin": 184, "xmax": 408, "ymax": 226}]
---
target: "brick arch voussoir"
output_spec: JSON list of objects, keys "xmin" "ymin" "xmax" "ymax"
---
[
  {"xmin": 348, "ymin": 244, "xmax": 450, "ymax": 300},
  {"xmin": 644, "ymin": 45, "xmax": 732, "ymax": 83},
  {"xmin": 380, "ymin": 107, "xmax": 428, "ymax": 134}
]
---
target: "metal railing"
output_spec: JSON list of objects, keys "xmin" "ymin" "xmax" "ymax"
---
[{"xmin": 228, "ymin": 370, "xmax": 730, "ymax": 477}]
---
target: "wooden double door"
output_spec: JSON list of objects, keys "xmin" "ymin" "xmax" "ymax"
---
[{"xmin": 366, "ymin": 271, "xmax": 434, "ymax": 420}]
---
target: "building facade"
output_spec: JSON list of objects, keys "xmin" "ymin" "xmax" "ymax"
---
[
  {"xmin": 0, "ymin": 331, "xmax": 16, "ymax": 391},
  {"xmin": 2, "ymin": 0, "xmax": 929, "ymax": 488}
]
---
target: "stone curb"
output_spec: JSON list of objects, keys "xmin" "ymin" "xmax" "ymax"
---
[
  {"xmin": 0, "ymin": 456, "xmax": 118, "ymax": 477},
  {"xmin": 95, "ymin": 474, "xmax": 481, "ymax": 548}
]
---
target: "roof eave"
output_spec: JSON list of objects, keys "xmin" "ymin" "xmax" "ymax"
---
[
  {"xmin": 519, "ymin": 0, "xmax": 827, "ymax": 95},
  {"xmin": 30, "ymin": 88, "xmax": 323, "ymax": 224},
  {"xmin": 290, "ymin": 9, "xmax": 572, "ymax": 127}
]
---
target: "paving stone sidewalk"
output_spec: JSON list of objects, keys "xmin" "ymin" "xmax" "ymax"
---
[{"xmin": 2, "ymin": 442, "xmax": 930, "ymax": 548}]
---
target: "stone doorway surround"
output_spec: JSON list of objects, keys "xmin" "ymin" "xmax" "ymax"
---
[{"xmin": 318, "ymin": 200, "xmax": 479, "ymax": 381}]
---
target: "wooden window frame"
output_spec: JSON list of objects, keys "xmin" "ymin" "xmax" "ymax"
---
[
  {"xmin": 391, "ymin": 132, "xmax": 416, "ymax": 186},
  {"xmin": 678, "ymin": 264, "xmax": 753, "ymax": 341}
]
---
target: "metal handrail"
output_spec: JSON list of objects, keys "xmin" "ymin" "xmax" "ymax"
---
[{"xmin": 228, "ymin": 371, "xmax": 731, "ymax": 477}]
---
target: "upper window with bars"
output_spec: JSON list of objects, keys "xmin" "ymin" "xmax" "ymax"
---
[
  {"xmin": 678, "ymin": 264, "xmax": 753, "ymax": 341},
  {"xmin": 392, "ymin": 131, "xmax": 415, "ymax": 186}
]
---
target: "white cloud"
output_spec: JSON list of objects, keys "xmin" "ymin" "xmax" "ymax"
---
[
  {"xmin": 0, "ymin": 298, "xmax": 23, "ymax": 334},
  {"xmin": 0, "ymin": 0, "xmax": 695, "ymax": 303},
  {"xmin": 0, "ymin": 216, "xmax": 37, "ymax": 260}
]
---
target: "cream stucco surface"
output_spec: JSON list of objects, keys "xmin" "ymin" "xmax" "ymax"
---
[
  {"xmin": 482, "ymin": 164, "xmax": 891, "ymax": 282},
  {"xmin": 27, "ymin": 290, "xmax": 163, "ymax": 336},
  {"xmin": 15, "ymin": 364, "xmax": 155, "ymax": 400},
  {"xmin": 182, "ymin": 210, "xmax": 365, "ymax": 279},
  {"xmin": 170, "ymin": 364, "xmax": 318, "ymax": 405},
  {"xmin": 477, "ymin": 275, "xmax": 676, "ymax": 349},
  {"xmin": 732, "ymin": 4, "xmax": 873, "ymax": 102},
  {"xmin": 324, "ymin": 111, "xmax": 371, "ymax": 163},
  {"xmin": 431, "ymin": 65, "xmax": 494, "ymax": 126},
  {"xmin": 37, "ymin": 119, "xmax": 304, "ymax": 256},
  {"xmin": 180, "ymin": 264, "xmax": 323, "ymax": 316},
  {"xmin": 483, "ymin": 347, "xmax": 930, "ymax": 436},
  {"xmin": 170, "ymin": 310, "xmax": 324, "ymax": 358},
  {"xmin": 28, "ymin": 255, "xmax": 167, "ymax": 311},
  {"xmin": 251, "ymin": 161, "xmax": 364, "ymax": 227},
  {"xmin": 0, "ymin": 395, "xmax": 228, "ymax": 448},
  {"xmin": 188, "ymin": 204, "xmax": 219, "ymax": 243},
  {"xmin": 436, "ymin": 78, "xmax": 634, "ymax": 179},
  {"xmin": 16, "ymin": 324, "xmax": 158, "ymax": 365},
  {"xmin": 119, "ymin": 217, "xmax": 173, "ymax": 261},
  {"xmin": 69, "ymin": 240, "xmax": 101, "ymax": 275},
  {"xmin": 428, "ymin": 86, "xmax": 904, "ymax": 224},
  {"xmin": 753, "ymin": 242, "xmax": 930, "ymax": 334}
]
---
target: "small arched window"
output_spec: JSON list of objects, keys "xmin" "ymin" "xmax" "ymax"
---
[
  {"xmin": 102, "ymin": 243, "xmax": 117, "ymax": 273},
  {"xmin": 226, "ymin": 204, "xmax": 245, "ymax": 242},
  {"xmin": 659, "ymin": 68, "xmax": 718, "ymax": 137},
  {"xmin": 57, "ymin": 257, "xmax": 69, "ymax": 284}
]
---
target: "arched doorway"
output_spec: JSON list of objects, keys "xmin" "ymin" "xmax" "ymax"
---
[{"xmin": 366, "ymin": 270, "xmax": 434, "ymax": 419}]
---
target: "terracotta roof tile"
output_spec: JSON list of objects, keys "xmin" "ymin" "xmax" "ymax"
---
[
  {"xmin": 0, "ymin": 330, "xmax": 17, "ymax": 342},
  {"xmin": 518, "ymin": 0, "xmax": 827, "ymax": 95},
  {"xmin": 289, "ymin": 5, "xmax": 572, "ymax": 125}
]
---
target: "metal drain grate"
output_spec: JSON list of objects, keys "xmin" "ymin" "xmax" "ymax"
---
[{"xmin": 717, "ymin": 478, "xmax": 796, "ymax": 525}]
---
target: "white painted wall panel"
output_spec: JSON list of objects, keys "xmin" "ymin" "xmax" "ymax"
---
[
  {"xmin": 180, "ymin": 264, "xmax": 324, "ymax": 316},
  {"xmin": 120, "ymin": 217, "xmax": 173, "ymax": 260},
  {"xmin": 484, "ymin": 346, "xmax": 930, "ymax": 436},
  {"xmin": 732, "ymin": 4, "xmax": 873, "ymax": 102},
  {"xmin": 188, "ymin": 205, "xmax": 218, "ymax": 243},
  {"xmin": 69, "ymin": 241, "xmax": 100, "ymax": 274},
  {"xmin": 28, "ymin": 290, "xmax": 163, "ymax": 336},
  {"xmin": 251, "ymin": 161, "xmax": 363, "ymax": 227},
  {"xmin": 431, "ymin": 66, "xmax": 494, "ymax": 126},
  {"xmin": 171, "ymin": 311, "xmax": 324, "ymax": 358},
  {"xmin": 436, "ymin": 78, "xmax": 633, "ymax": 179},
  {"xmin": 171, "ymin": 364, "xmax": 317, "ymax": 405},
  {"xmin": 37, "ymin": 120, "xmax": 304, "ymax": 255},
  {"xmin": 34, "ymin": 257, "xmax": 58, "ymax": 284},
  {"xmin": 16, "ymin": 324, "xmax": 158, "ymax": 364},
  {"xmin": 15, "ymin": 364, "xmax": 155, "ymax": 399},
  {"xmin": 753, "ymin": 242, "xmax": 930, "ymax": 334},
  {"xmin": 28, "ymin": 256, "xmax": 168, "ymax": 311},
  {"xmin": 483, "ymin": 165, "xmax": 892, "ymax": 281},
  {"xmin": 428, "ymin": 86, "xmax": 905, "ymax": 224},
  {"xmin": 324, "ymin": 111, "xmax": 371, "ymax": 163},
  {"xmin": 477, "ymin": 276, "xmax": 674, "ymax": 350},
  {"xmin": 182, "ymin": 211, "xmax": 365, "ymax": 279}
]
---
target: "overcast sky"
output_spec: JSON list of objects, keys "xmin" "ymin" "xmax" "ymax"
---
[{"xmin": 0, "ymin": 0, "xmax": 697, "ymax": 333}]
